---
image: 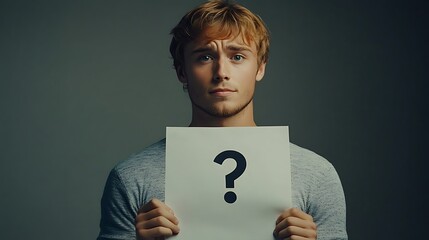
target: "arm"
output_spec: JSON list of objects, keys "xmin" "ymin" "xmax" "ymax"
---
[
  {"xmin": 97, "ymin": 169, "xmax": 137, "ymax": 240},
  {"xmin": 308, "ymin": 164, "xmax": 347, "ymax": 239},
  {"xmin": 98, "ymin": 170, "xmax": 179, "ymax": 240},
  {"xmin": 274, "ymin": 162, "xmax": 347, "ymax": 240}
]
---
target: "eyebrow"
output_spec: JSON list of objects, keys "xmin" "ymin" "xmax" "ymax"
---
[
  {"xmin": 226, "ymin": 45, "xmax": 253, "ymax": 53},
  {"xmin": 191, "ymin": 44, "xmax": 253, "ymax": 55},
  {"xmin": 191, "ymin": 47, "xmax": 213, "ymax": 55}
]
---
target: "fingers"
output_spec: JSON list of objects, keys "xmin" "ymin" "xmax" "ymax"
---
[
  {"xmin": 139, "ymin": 198, "xmax": 172, "ymax": 214},
  {"xmin": 137, "ymin": 205, "xmax": 179, "ymax": 225},
  {"xmin": 284, "ymin": 236, "xmax": 308, "ymax": 240},
  {"xmin": 275, "ymin": 224, "xmax": 317, "ymax": 239},
  {"xmin": 136, "ymin": 213, "xmax": 180, "ymax": 234},
  {"xmin": 274, "ymin": 216, "xmax": 316, "ymax": 233},
  {"xmin": 276, "ymin": 208, "xmax": 313, "ymax": 224},
  {"xmin": 274, "ymin": 208, "xmax": 317, "ymax": 240},
  {"xmin": 137, "ymin": 226, "xmax": 174, "ymax": 239},
  {"xmin": 136, "ymin": 199, "xmax": 180, "ymax": 240}
]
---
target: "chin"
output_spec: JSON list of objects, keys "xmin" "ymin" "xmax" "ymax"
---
[
  {"xmin": 190, "ymin": 94, "xmax": 254, "ymax": 119},
  {"xmin": 201, "ymin": 103, "xmax": 249, "ymax": 118}
]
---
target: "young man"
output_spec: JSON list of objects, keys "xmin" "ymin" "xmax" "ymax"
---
[{"xmin": 98, "ymin": 1, "xmax": 347, "ymax": 239}]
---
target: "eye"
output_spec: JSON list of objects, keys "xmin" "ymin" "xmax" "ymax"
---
[
  {"xmin": 197, "ymin": 55, "xmax": 213, "ymax": 63},
  {"xmin": 232, "ymin": 54, "xmax": 244, "ymax": 61}
]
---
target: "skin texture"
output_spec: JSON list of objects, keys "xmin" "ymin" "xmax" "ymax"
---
[{"xmin": 135, "ymin": 35, "xmax": 317, "ymax": 240}]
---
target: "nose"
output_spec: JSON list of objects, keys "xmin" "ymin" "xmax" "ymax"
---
[{"xmin": 213, "ymin": 57, "xmax": 230, "ymax": 82}]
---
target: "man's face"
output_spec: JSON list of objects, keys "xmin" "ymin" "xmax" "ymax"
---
[{"xmin": 180, "ymin": 35, "xmax": 266, "ymax": 118}]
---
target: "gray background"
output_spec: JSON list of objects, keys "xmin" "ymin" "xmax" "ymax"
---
[{"xmin": 1, "ymin": 0, "xmax": 427, "ymax": 239}]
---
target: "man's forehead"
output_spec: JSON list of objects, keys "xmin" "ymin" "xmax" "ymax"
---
[{"xmin": 188, "ymin": 34, "xmax": 255, "ymax": 51}]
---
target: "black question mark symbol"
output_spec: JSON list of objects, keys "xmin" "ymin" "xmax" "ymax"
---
[{"xmin": 214, "ymin": 150, "xmax": 247, "ymax": 204}]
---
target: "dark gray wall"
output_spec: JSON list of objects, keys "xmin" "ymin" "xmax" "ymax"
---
[{"xmin": 1, "ymin": 0, "xmax": 427, "ymax": 239}]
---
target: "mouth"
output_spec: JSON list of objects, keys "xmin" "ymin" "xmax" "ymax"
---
[{"xmin": 209, "ymin": 88, "xmax": 237, "ymax": 97}]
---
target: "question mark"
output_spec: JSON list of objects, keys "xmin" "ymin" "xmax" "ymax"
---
[{"xmin": 214, "ymin": 150, "xmax": 247, "ymax": 204}]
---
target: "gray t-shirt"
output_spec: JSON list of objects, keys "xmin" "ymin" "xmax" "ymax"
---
[{"xmin": 97, "ymin": 139, "xmax": 347, "ymax": 240}]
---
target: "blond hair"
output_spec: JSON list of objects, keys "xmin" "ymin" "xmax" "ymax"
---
[{"xmin": 169, "ymin": 0, "xmax": 270, "ymax": 71}]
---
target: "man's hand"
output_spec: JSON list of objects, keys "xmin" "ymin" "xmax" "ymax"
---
[
  {"xmin": 135, "ymin": 198, "xmax": 180, "ymax": 240},
  {"xmin": 273, "ymin": 208, "xmax": 317, "ymax": 240}
]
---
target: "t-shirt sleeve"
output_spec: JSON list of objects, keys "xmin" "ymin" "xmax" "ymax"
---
[
  {"xmin": 97, "ymin": 169, "xmax": 137, "ymax": 240},
  {"xmin": 309, "ymin": 163, "xmax": 348, "ymax": 240}
]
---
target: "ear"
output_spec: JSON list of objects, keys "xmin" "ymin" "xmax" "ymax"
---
[
  {"xmin": 255, "ymin": 62, "xmax": 266, "ymax": 81},
  {"xmin": 176, "ymin": 65, "xmax": 187, "ymax": 84}
]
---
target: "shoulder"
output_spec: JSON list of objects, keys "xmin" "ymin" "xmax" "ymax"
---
[
  {"xmin": 98, "ymin": 139, "xmax": 167, "ymax": 238},
  {"xmin": 290, "ymin": 142, "xmax": 343, "ymax": 211},
  {"xmin": 114, "ymin": 139, "xmax": 165, "ymax": 172},
  {"xmin": 112, "ymin": 139, "xmax": 166, "ymax": 186},
  {"xmin": 290, "ymin": 142, "xmax": 336, "ymax": 177},
  {"xmin": 290, "ymin": 143, "xmax": 347, "ymax": 238}
]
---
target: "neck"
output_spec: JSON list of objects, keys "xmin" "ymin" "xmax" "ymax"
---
[{"xmin": 189, "ymin": 102, "xmax": 257, "ymax": 127}]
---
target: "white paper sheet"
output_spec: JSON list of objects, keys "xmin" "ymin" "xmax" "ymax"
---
[{"xmin": 165, "ymin": 126, "xmax": 292, "ymax": 240}]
